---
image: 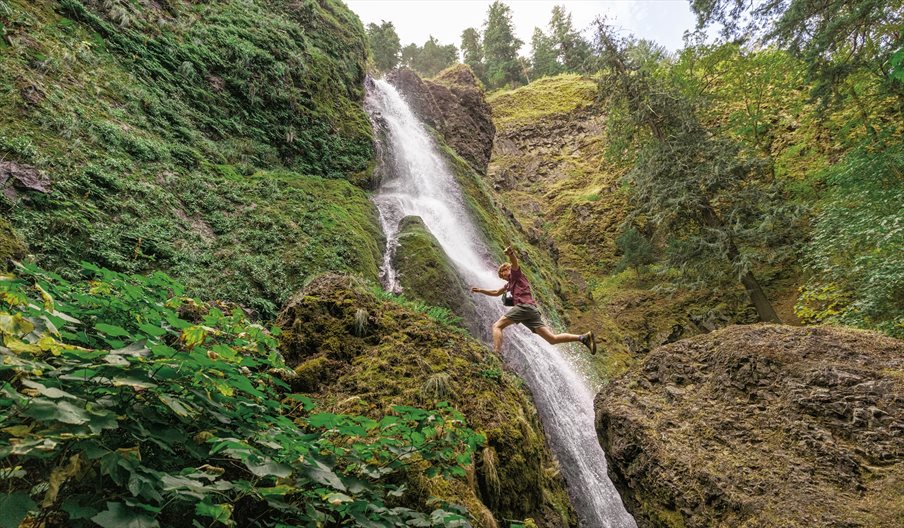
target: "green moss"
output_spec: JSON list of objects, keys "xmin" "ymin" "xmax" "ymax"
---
[
  {"xmin": 487, "ymin": 74, "xmax": 597, "ymax": 128},
  {"xmin": 292, "ymin": 355, "xmax": 331, "ymax": 392},
  {"xmin": 393, "ymin": 215, "xmax": 477, "ymax": 327},
  {"xmin": 0, "ymin": 0, "xmax": 379, "ymax": 318},
  {"xmin": 0, "ymin": 216, "xmax": 26, "ymax": 268},
  {"xmin": 277, "ymin": 275, "xmax": 577, "ymax": 527}
]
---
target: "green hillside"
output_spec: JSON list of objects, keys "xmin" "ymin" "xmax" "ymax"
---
[{"xmin": 0, "ymin": 0, "xmax": 379, "ymax": 316}]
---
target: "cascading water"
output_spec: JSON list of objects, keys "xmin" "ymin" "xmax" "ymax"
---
[{"xmin": 366, "ymin": 78, "xmax": 637, "ymax": 528}]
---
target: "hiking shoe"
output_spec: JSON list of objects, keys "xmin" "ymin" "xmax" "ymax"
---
[{"xmin": 581, "ymin": 331, "xmax": 597, "ymax": 355}]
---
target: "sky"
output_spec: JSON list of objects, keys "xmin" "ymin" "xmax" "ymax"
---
[{"xmin": 345, "ymin": 0, "xmax": 701, "ymax": 56}]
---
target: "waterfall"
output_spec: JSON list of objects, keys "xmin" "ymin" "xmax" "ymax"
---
[{"xmin": 365, "ymin": 78, "xmax": 637, "ymax": 528}]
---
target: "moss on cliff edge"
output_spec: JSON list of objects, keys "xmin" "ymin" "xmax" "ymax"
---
[{"xmin": 0, "ymin": 0, "xmax": 376, "ymax": 316}]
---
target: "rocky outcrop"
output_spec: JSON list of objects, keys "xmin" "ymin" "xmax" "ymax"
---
[
  {"xmin": 596, "ymin": 324, "xmax": 904, "ymax": 527},
  {"xmin": 0, "ymin": 161, "xmax": 51, "ymax": 201},
  {"xmin": 392, "ymin": 216, "xmax": 480, "ymax": 334},
  {"xmin": 387, "ymin": 65, "xmax": 495, "ymax": 174},
  {"xmin": 276, "ymin": 274, "xmax": 576, "ymax": 527}
]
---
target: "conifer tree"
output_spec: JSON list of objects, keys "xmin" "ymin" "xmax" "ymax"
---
[
  {"xmin": 483, "ymin": 1, "xmax": 524, "ymax": 88},
  {"xmin": 549, "ymin": 5, "xmax": 592, "ymax": 73},
  {"xmin": 531, "ymin": 27, "xmax": 561, "ymax": 79},
  {"xmin": 595, "ymin": 20, "xmax": 796, "ymax": 323},
  {"xmin": 461, "ymin": 27, "xmax": 487, "ymax": 84},
  {"xmin": 400, "ymin": 36, "xmax": 458, "ymax": 78},
  {"xmin": 691, "ymin": 0, "xmax": 904, "ymax": 109},
  {"xmin": 366, "ymin": 20, "xmax": 401, "ymax": 73}
]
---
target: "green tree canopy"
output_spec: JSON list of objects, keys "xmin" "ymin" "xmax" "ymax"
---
[
  {"xmin": 595, "ymin": 20, "xmax": 800, "ymax": 323},
  {"xmin": 691, "ymin": 0, "xmax": 904, "ymax": 108},
  {"xmin": 400, "ymin": 36, "xmax": 458, "ymax": 78},
  {"xmin": 483, "ymin": 1, "xmax": 524, "ymax": 88},
  {"xmin": 549, "ymin": 5, "xmax": 592, "ymax": 73},
  {"xmin": 366, "ymin": 20, "xmax": 402, "ymax": 72},
  {"xmin": 461, "ymin": 27, "xmax": 487, "ymax": 84},
  {"xmin": 530, "ymin": 27, "xmax": 561, "ymax": 79}
]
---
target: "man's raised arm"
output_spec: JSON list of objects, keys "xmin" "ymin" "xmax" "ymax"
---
[{"xmin": 505, "ymin": 246, "xmax": 519, "ymax": 271}]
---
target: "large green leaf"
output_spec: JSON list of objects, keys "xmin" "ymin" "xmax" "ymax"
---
[
  {"xmin": 305, "ymin": 457, "xmax": 346, "ymax": 491},
  {"xmin": 244, "ymin": 457, "xmax": 292, "ymax": 478},
  {"xmin": 23, "ymin": 399, "xmax": 90, "ymax": 425},
  {"xmin": 20, "ymin": 379, "xmax": 77, "ymax": 400},
  {"xmin": 0, "ymin": 492, "xmax": 36, "ymax": 528},
  {"xmin": 95, "ymin": 323, "xmax": 131, "ymax": 338},
  {"xmin": 91, "ymin": 502, "xmax": 159, "ymax": 528}
]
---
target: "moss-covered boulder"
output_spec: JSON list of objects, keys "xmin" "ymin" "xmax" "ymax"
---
[
  {"xmin": 392, "ymin": 215, "xmax": 479, "ymax": 332},
  {"xmin": 276, "ymin": 274, "xmax": 577, "ymax": 527},
  {"xmin": 596, "ymin": 324, "xmax": 904, "ymax": 527}
]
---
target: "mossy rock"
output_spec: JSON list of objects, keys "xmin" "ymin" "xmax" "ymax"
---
[
  {"xmin": 392, "ymin": 216, "xmax": 479, "ymax": 332},
  {"xmin": 276, "ymin": 274, "xmax": 577, "ymax": 527},
  {"xmin": 0, "ymin": 217, "xmax": 27, "ymax": 269}
]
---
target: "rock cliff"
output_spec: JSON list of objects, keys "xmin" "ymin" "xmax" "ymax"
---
[
  {"xmin": 596, "ymin": 324, "xmax": 904, "ymax": 527},
  {"xmin": 386, "ymin": 65, "xmax": 495, "ymax": 174},
  {"xmin": 276, "ymin": 274, "xmax": 576, "ymax": 527}
]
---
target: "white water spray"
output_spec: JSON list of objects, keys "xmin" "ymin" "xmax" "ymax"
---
[{"xmin": 366, "ymin": 78, "xmax": 637, "ymax": 528}]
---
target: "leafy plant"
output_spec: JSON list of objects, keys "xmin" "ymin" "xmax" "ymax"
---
[
  {"xmin": 615, "ymin": 227, "xmax": 655, "ymax": 273},
  {"xmin": 795, "ymin": 146, "xmax": 904, "ymax": 337},
  {"xmin": 370, "ymin": 286, "xmax": 465, "ymax": 330},
  {"xmin": 0, "ymin": 263, "xmax": 483, "ymax": 527}
]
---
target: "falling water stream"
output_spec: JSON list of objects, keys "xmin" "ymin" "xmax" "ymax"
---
[{"xmin": 365, "ymin": 78, "xmax": 637, "ymax": 528}]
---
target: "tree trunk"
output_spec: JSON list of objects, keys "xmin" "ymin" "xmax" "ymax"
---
[
  {"xmin": 739, "ymin": 270, "xmax": 781, "ymax": 323},
  {"xmin": 701, "ymin": 204, "xmax": 782, "ymax": 324}
]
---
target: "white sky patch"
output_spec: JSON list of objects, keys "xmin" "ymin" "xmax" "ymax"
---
[{"xmin": 345, "ymin": 0, "xmax": 700, "ymax": 56}]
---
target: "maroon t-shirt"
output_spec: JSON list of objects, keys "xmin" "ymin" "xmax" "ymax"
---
[{"xmin": 506, "ymin": 267, "xmax": 536, "ymax": 305}]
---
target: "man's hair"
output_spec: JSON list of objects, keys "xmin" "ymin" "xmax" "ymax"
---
[{"xmin": 497, "ymin": 262, "xmax": 511, "ymax": 277}]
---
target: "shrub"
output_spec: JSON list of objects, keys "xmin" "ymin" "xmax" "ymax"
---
[
  {"xmin": 0, "ymin": 263, "xmax": 482, "ymax": 527},
  {"xmin": 795, "ymin": 146, "xmax": 904, "ymax": 337}
]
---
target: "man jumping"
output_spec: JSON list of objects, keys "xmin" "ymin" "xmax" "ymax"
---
[{"xmin": 471, "ymin": 246, "xmax": 597, "ymax": 355}]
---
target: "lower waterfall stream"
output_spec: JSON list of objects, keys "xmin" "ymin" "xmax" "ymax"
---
[{"xmin": 366, "ymin": 78, "xmax": 637, "ymax": 528}]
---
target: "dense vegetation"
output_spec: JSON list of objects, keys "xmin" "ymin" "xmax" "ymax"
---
[
  {"xmin": 366, "ymin": 22, "xmax": 458, "ymax": 78},
  {"xmin": 0, "ymin": 0, "xmax": 379, "ymax": 317},
  {"xmin": 0, "ymin": 263, "xmax": 482, "ymax": 527},
  {"xmin": 483, "ymin": 2, "xmax": 902, "ymax": 350}
]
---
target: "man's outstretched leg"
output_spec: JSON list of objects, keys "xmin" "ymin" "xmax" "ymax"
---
[
  {"xmin": 492, "ymin": 317, "xmax": 515, "ymax": 354},
  {"xmin": 534, "ymin": 326, "xmax": 597, "ymax": 355}
]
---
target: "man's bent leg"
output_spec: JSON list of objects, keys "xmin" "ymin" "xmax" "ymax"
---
[
  {"xmin": 534, "ymin": 326, "xmax": 582, "ymax": 345},
  {"xmin": 493, "ymin": 317, "xmax": 515, "ymax": 354}
]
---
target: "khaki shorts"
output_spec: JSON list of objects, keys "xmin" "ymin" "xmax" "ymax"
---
[{"xmin": 504, "ymin": 304, "xmax": 546, "ymax": 331}]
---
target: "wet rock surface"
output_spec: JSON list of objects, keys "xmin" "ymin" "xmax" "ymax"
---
[
  {"xmin": 596, "ymin": 324, "xmax": 904, "ymax": 527},
  {"xmin": 392, "ymin": 216, "xmax": 480, "ymax": 334},
  {"xmin": 276, "ymin": 274, "xmax": 576, "ymax": 527},
  {"xmin": 386, "ymin": 65, "xmax": 495, "ymax": 174}
]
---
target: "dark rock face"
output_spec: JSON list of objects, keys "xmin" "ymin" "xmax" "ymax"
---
[
  {"xmin": 276, "ymin": 274, "xmax": 576, "ymax": 527},
  {"xmin": 596, "ymin": 324, "xmax": 904, "ymax": 527},
  {"xmin": 386, "ymin": 65, "xmax": 495, "ymax": 174},
  {"xmin": 392, "ymin": 216, "xmax": 480, "ymax": 334},
  {"xmin": 0, "ymin": 161, "xmax": 51, "ymax": 201}
]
